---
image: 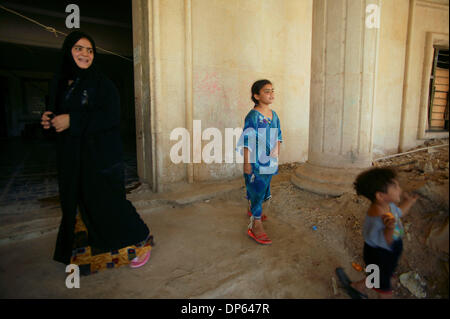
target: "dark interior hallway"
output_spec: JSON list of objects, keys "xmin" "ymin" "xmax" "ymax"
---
[
  {"xmin": 0, "ymin": 136, "xmax": 139, "ymax": 214},
  {"xmin": 0, "ymin": 0, "xmax": 138, "ymax": 214}
]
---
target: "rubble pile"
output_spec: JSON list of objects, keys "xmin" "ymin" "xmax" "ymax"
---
[
  {"xmin": 275, "ymin": 138, "xmax": 449, "ymax": 298},
  {"xmin": 373, "ymin": 139, "xmax": 448, "ymax": 183}
]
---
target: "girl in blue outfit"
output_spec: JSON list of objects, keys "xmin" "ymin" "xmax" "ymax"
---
[{"xmin": 237, "ymin": 79, "xmax": 282, "ymax": 245}]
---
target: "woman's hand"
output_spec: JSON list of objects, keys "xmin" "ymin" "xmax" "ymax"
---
[
  {"xmin": 41, "ymin": 111, "xmax": 53, "ymax": 129},
  {"xmin": 52, "ymin": 114, "xmax": 70, "ymax": 133}
]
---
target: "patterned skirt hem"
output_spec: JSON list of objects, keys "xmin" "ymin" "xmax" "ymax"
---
[{"xmin": 70, "ymin": 211, "xmax": 153, "ymax": 276}]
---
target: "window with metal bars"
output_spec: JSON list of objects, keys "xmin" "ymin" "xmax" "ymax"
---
[{"xmin": 427, "ymin": 47, "xmax": 449, "ymax": 131}]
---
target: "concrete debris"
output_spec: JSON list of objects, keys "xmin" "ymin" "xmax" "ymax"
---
[
  {"xmin": 331, "ymin": 277, "xmax": 338, "ymax": 295},
  {"xmin": 399, "ymin": 271, "xmax": 427, "ymax": 298},
  {"xmin": 416, "ymin": 181, "xmax": 449, "ymax": 210},
  {"xmin": 425, "ymin": 217, "xmax": 449, "ymax": 255},
  {"xmin": 416, "ymin": 161, "xmax": 434, "ymax": 174},
  {"xmin": 424, "ymin": 162, "xmax": 434, "ymax": 174},
  {"xmin": 443, "ymin": 262, "xmax": 449, "ymax": 276},
  {"xmin": 404, "ymin": 222, "xmax": 411, "ymax": 232}
]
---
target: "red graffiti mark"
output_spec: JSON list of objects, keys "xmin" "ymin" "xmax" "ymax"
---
[{"xmin": 196, "ymin": 72, "xmax": 222, "ymax": 95}]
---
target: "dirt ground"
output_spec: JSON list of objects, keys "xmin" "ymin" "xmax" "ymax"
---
[
  {"xmin": 0, "ymin": 139, "xmax": 448, "ymax": 299},
  {"xmin": 265, "ymin": 139, "xmax": 449, "ymax": 299}
]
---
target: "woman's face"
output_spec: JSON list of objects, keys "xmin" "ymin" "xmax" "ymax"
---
[{"xmin": 71, "ymin": 38, "xmax": 94, "ymax": 69}]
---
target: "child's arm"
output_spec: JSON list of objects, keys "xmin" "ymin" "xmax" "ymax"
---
[
  {"xmin": 398, "ymin": 192, "xmax": 419, "ymax": 217},
  {"xmin": 382, "ymin": 215, "xmax": 396, "ymax": 245},
  {"xmin": 270, "ymin": 141, "xmax": 281, "ymax": 158},
  {"xmin": 243, "ymin": 147, "xmax": 252, "ymax": 174}
]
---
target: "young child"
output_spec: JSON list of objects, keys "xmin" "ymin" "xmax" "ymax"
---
[
  {"xmin": 351, "ymin": 167, "xmax": 418, "ymax": 298},
  {"xmin": 236, "ymin": 79, "xmax": 283, "ymax": 245}
]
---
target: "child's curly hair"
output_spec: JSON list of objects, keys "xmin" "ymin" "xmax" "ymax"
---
[{"xmin": 353, "ymin": 167, "xmax": 397, "ymax": 202}]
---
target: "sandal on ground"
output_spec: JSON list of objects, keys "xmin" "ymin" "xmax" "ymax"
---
[
  {"xmin": 247, "ymin": 209, "xmax": 268, "ymax": 221},
  {"xmin": 130, "ymin": 250, "xmax": 151, "ymax": 269},
  {"xmin": 247, "ymin": 228, "xmax": 272, "ymax": 245},
  {"xmin": 335, "ymin": 267, "xmax": 368, "ymax": 299}
]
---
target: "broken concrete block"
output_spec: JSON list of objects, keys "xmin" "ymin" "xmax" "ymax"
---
[
  {"xmin": 443, "ymin": 261, "xmax": 449, "ymax": 276},
  {"xmin": 425, "ymin": 217, "xmax": 449, "ymax": 255},
  {"xmin": 416, "ymin": 181, "xmax": 449, "ymax": 210},
  {"xmin": 404, "ymin": 222, "xmax": 411, "ymax": 232},
  {"xmin": 331, "ymin": 277, "xmax": 338, "ymax": 296},
  {"xmin": 416, "ymin": 161, "xmax": 434, "ymax": 174},
  {"xmin": 399, "ymin": 271, "xmax": 427, "ymax": 298},
  {"xmin": 424, "ymin": 162, "xmax": 434, "ymax": 174}
]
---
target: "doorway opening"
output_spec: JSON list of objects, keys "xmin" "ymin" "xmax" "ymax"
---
[
  {"xmin": 428, "ymin": 47, "xmax": 449, "ymax": 132},
  {"xmin": 0, "ymin": 1, "xmax": 138, "ymax": 212}
]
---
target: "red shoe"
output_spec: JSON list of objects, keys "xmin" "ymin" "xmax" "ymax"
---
[
  {"xmin": 130, "ymin": 250, "xmax": 151, "ymax": 269},
  {"xmin": 247, "ymin": 228, "xmax": 272, "ymax": 245},
  {"xmin": 247, "ymin": 209, "xmax": 268, "ymax": 221}
]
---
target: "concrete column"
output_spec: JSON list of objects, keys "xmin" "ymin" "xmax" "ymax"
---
[
  {"xmin": 132, "ymin": 0, "xmax": 152, "ymax": 186},
  {"xmin": 132, "ymin": 0, "xmax": 159, "ymax": 192},
  {"xmin": 291, "ymin": 0, "xmax": 380, "ymax": 196}
]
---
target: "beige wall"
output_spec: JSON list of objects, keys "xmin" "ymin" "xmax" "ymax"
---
[
  {"xmin": 193, "ymin": 0, "xmax": 312, "ymax": 181},
  {"xmin": 372, "ymin": 0, "xmax": 410, "ymax": 157},
  {"xmin": 151, "ymin": 0, "xmax": 313, "ymax": 187},
  {"xmin": 372, "ymin": 0, "xmax": 449, "ymax": 157},
  {"xmin": 157, "ymin": 0, "xmax": 188, "ymax": 185},
  {"xmin": 134, "ymin": 0, "xmax": 448, "ymax": 191},
  {"xmin": 6, "ymin": 0, "xmax": 448, "ymax": 190},
  {"xmin": 400, "ymin": 0, "xmax": 449, "ymax": 151}
]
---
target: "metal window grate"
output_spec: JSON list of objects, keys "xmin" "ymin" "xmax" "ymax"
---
[{"xmin": 428, "ymin": 48, "xmax": 449, "ymax": 131}]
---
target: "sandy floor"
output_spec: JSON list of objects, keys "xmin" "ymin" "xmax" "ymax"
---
[
  {"xmin": 0, "ymin": 192, "xmax": 342, "ymax": 298},
  {"xmin": 0, "ymin": 140, "xmax": 448, "ymax": 299}
]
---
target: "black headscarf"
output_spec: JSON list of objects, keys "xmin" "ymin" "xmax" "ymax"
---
[
  {"xmin": 50, "ymin": 31, "xmax": 98, "ymax": 113},
  {"xmin": 60, "ymin": 30, "xmax": 97, "ymax": 81}
]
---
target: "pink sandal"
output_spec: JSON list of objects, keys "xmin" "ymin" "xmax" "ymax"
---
[
  {"xmin": 130, "ymin": 250, "xmax": 151, "ymax": 269},
  {"xmin": 247, "ymin": 228, "xmax": 272, "ymax": 245}
]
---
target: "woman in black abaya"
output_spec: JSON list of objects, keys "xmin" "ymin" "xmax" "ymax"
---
[{"xmin": 41, "ymin": 31, "xmax": 153, "ymax": 275}]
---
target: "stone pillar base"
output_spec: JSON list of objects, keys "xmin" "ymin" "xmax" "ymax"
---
[{"xmin": 291, "ymin": 162, "xmax": 364, "ymax": 196}]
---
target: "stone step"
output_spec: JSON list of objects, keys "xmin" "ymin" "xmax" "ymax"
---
[
  {"xmin": 290, "ymin": 162, "xmax": 362, "ymax": 196},
  {"xmin": 0, "ymin": 200, "xmax": 171, "ymax": 246},
  {"xmin": 294, "ymin": 163, "xmax": 359, "ymax": 185},
  {"xmin": 291, "ymin": 172, "xmax": 353, "ymax": 197},
  {"xmin": 0, "ymin": 216, "xmax": 60, "ymax": 246},
  {"xmin": 0, "ymin": 179, "xmax": 244, "ymax": 245}
]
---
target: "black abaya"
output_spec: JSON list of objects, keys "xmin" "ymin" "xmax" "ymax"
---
[{"xmin": 49, "ymin": 47, "xmax": 149, "ymax": 265}]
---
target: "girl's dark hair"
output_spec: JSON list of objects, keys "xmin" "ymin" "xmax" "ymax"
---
[
  {"xmin": 353, "ymin": 167, "xmax": 397, "ymax": 202},
  {"xmin": 251, "ymin": 79, "xmax": 272, "ymax": 106}
]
